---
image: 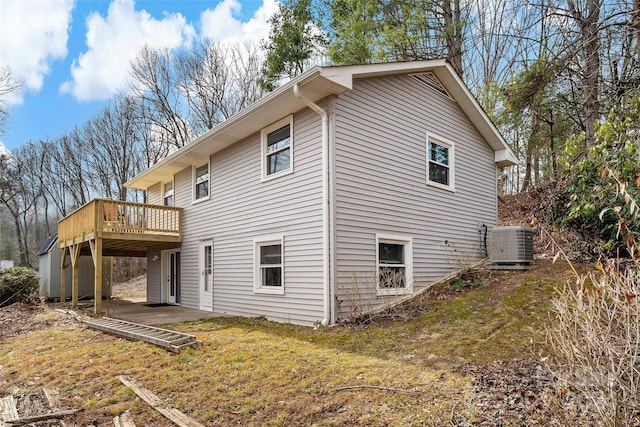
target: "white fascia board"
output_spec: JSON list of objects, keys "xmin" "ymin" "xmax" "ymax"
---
[
  {"xmin": 126, "ymin": 68, "xmax": 351, "ymax": 190},
  {"xmin": 323, "ymin": 60, "xmax": 517, "ymax": 167},
  {"xmin": 321, "ymin": 59, "xmax": 450, "ymax": 79},
  {"xmin": 495, "ymin": 148, "xmax": 519, "ymax": 167},
  {"xmin": 431, "ymin": 63, "xmax": 517, "ymax": 167}
]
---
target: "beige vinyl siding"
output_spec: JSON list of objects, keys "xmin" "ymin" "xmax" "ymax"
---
[
  {"xmin": 141, "ymin": 185, "xmax": 178, "ymax": 303},
  {"xmin": 333, "ymin": 74, "xmax": 497, "ymax": 320},
  {"xmin": 171, "ymin": 166, "xmax": 201, "ymax": 308},
  {"xmin": 146, "ymin": 248, "xmax": 162, "ymax": 303},
  {"xmin": 147, "ymin": 182, "xmax": 161, "ymax": 205},
  {"xmin": 163, "ymin": 107, "xmax": 324, "ymax": 325}
]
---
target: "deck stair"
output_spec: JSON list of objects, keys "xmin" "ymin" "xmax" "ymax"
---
[{"xmin": 85, "ymin": 317, "xmax": 201, "ymax": 353}]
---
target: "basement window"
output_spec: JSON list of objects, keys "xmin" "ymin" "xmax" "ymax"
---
[
  {"xmin": 254, "ymin": 236, "xmax": 285, "ymax": 295},
  {"xmin": 376, "ymin": 234, "xmax": 413, "ymax": 296}
]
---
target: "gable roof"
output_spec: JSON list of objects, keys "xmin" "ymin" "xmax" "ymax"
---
[
  {"xmin": 126, "ymin": 59, "xmax": 517, "ymax": 190},
  {"xmin": 36, "ymin": 233, "xmax": 58, "ymax": 257}
]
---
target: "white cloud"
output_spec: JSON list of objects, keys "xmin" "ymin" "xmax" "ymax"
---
[
  {"xmin": 0, "ymin": 0, "xmax": 74, "ymax": 104},
  {"xmin": 61, "ymin": 0, "xmax": 195, "ymax": 101},
  {"xmin": 200, "ymin": 0, "xmax": 279, "ymax": 44},
  {"xmin": 0, "ymin": 140, "xmax": 9, "ymax": 156}
]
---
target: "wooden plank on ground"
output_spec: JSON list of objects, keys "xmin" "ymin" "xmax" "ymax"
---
[
  {"xmin": 42, "ymin": 387, "xmax": 61, "ymax": 410},
  {"xmin": 117, "ymin": 376, "xmax": 204, "ymax": 427},
  {"xmin": 113, "ymin": 411, "xmax": 136, "ymax": 427},
  {"xmin": 5, "ymin": 409, "xmax": 79, "ymax": 426},
  {"xmin": 0, "ymin": 396, "xmax": 19, "ymax": 422}
]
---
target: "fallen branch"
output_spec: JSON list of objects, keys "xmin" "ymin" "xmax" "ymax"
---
[
  {"xmin": 334, "ymin": 385, "xmax": 419, "ymax": 395},
  {"xmin": 117, "ymin": 375, "xmax": 204, "ymax": 427}
]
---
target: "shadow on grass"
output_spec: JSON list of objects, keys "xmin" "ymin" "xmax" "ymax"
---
[{"xmin": 176, "ymin": 261, "xmax": 572, "ymax": 367}]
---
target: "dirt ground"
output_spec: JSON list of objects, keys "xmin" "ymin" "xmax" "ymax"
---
[{"xmin": 110, "ymin": 275, "xmax": 146, "ymax": 300}]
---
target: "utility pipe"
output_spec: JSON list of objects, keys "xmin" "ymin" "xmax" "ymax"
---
[{"xmin": 293, "ymin": 83, "xmax": 331, "ymax": 327}]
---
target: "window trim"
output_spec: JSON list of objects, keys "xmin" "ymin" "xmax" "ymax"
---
[
  {"xmin": 253, "ymin": 235, "xmax": 285, "ymax": 295},
  {"xmin": 375, "ymin": 233, "xmax": 413, "ymax": 296},
  {"xmin": 426, "ymin": 133, "xmax": 455, "ymax": 192},
  {"xmin": 192, "ymin": 160, "xmax": 210, "ymax": 203},
  {"xmin": 163, "ymin": 180, "xmax": 174, "ymax": 207},
  {"xmin": 261, "ymin": 115, "xmax": 294, "ymax": 182}
]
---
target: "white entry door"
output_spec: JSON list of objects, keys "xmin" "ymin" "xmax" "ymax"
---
[
  {"xmin": 199, "ymin": 241, "xmax": 213, "ymax": 311},
  {"xmin": 162, "ymin": 250, "xmax": 180, "ymax": 304}
]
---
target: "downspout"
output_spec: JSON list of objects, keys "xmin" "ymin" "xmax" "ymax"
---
[{"xmin": 293, "ymin": 83, "xmax": 331, "ymax": 326}]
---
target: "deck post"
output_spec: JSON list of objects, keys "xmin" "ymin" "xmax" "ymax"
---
[
  {"xmin": 70, "ymin": 244, "xmax": 81, "ymax": 308},
  {"xmin": 94, "ymin": 237, "xmax": 103, "ymax": 314},
  {"xmin": 60, "ymin": 246, "xmax": 67, "ymax": 302}
]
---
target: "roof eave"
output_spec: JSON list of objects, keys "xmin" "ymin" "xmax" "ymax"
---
[
  {"xmin": 126, "ymin": 60, "xmax": 517, "ymax": 190},
  {"xmin": 430, "ymin": 63, "xmax": 517, "ymax": 167},
  {"xmin": 126, "ymin": 67, "xmax": 352, "ymax": 190}
]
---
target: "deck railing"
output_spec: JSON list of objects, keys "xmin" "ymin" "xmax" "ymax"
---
[{"xmin": 58, "ymin": 199, "xmax": 182, "ymax": 246}]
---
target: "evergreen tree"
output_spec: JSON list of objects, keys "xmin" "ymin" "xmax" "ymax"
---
[{"xmin": 260, "ymin": 0, "xmax": 326, "ymax": 91}]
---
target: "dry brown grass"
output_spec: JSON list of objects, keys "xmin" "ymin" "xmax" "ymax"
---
[{"xmin": 0, "ymin": 259, "xmax": 585, "ymax": 426}]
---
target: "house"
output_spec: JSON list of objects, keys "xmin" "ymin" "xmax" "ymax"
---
[
  {"xmin": 37, "ymin": 234, "xmax": 112, "ymax": 300},
  {"xmin": 58, "ymin": 60, "xmax": 516, "ymax": 326}
]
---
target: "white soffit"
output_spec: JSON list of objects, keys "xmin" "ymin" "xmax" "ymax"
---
[
  {"xmin": 126, "ymin": 69, "xmax": 352, "ymax": 190},
  {"xmin": 127, "ymin": 60, "xmax": 516, "ymax": 190}
]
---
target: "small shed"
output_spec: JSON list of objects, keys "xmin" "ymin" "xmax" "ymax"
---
[{"xmin": 37, "ymin": 234, "xmax": 112, "ymax": 300}]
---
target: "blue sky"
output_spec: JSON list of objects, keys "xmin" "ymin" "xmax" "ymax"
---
[{"xmin": 0, "ymin": 0, "xmax": 278, "ymax": 151}]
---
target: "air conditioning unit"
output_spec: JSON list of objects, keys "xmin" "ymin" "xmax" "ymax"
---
[{"xmin": 489, "ymin": 226, "xmax": 534, "ymax": 268}]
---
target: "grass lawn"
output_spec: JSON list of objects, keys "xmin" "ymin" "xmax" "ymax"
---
[{"xmin": 0, "ymin": 259, "xmax": 581, "ymax": 426}]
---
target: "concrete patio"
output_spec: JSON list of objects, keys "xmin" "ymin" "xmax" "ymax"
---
[{"xmin": 79, "ymin": 299, "xmax": 227, "ymax": 325}]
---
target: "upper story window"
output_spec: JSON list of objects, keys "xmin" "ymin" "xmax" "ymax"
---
[
  {"xmin": 163, "ymin": 181, "xmax": 174, "ymax": 206},
  {"xmin": 262, "ymin": 116, "xmax": 293, "ymax": 180},
  {"xmin": 193, "ymin": 162, "xmax": 210, "ymax": 202},
  {"xmin": 427, "ymin": 134, "xmax": 455, "ymax": 191},
  {"xmin": 376, "ymin": 234, "xmax": 413, "ymax": 296}
]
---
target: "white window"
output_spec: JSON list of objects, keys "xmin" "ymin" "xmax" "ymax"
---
[
  {"xmin": 426, "ymin": 134, "xmax": 455, "ymax": 191},
  {"xmin": 163, "ymin": 181, "xmax": 174, "ymax": 206},
  {"xmin": 193, "ymin": 162, "xmax": 210, "ymax": 202},
  {"xmin": 376, "ymin": 234, "xmax": 413, "ymax": 296},
  {"xmin": 261, "ymin": 116, "xmax": 293, "ymax": 180},
  {"xmin": 254, "ymin": 236, "xmax": 284, "ymax": 294}
]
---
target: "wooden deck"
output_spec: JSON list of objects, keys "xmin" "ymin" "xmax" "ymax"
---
[
  {"xmin": 58, "ymin": 199, "xmax": 182, "ymax": 252},
  {"xmin": 57, "ymin": 199, "xmax": 183, "ymax": 313}
]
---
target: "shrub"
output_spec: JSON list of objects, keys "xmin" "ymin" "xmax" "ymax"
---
[
  {"xmin": 542, "ymin": 160, "xmax": 640, "ymax": 426},
  {"xmin": 543, "ymin": 262, "xmax": 640, "ymax": 426},
  {"xmin": 562, "ymin": 97, "xmax": 640, "ymax": 255},
  {"xmin": 0, "ymin": 267, "xmax": 40, "ymax": 306}
]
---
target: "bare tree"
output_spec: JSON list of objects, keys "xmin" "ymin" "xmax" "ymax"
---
[
  {"xmin": 227, "ymin": 42, "xmax": 264, "ymax": 115},
  {"xmin": 40, "ymin": 139, "xmax": 72, "ymax": 218},
  {"xmin": 634, "ymin": 0, "xmax": 640, "ymax": 61},
  {"xmin": 55, "ymin": 130, "xmax": 91, "ymax": 209},
  {"xmin": 0, "ymin": 66, "xmax": 21, "ymax": 135},
  {"xmin": 176, "ymin": 41, "xmax": 229, "ymax": 134},
  {"xmin": 83, "ymin": 95, "xmax": 144, "ymax": 201},
  {"xmin": 176, "ymin": 40, "xmax": 265, "ymax": 136},
  {"xmin": 130, "ymin": 46, "xmax": 190, "ymax": 149},
  {"xmin": 0, "ymin": 144, "xmax": 44, "ymax": 266},
  {"xmin": 566, "ymin": 0, "xmax": 601, "ymax": 152}
]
